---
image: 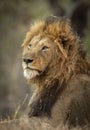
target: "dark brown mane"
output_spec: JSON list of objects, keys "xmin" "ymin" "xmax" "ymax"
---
[{"xmin": 28, "ymin": 79, "xmax": 66, "ymax": 117}]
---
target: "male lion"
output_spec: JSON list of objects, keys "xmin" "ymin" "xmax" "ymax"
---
[{"xmin": 22, "ymin": 16, "xmax": 90, "ymax": 128}]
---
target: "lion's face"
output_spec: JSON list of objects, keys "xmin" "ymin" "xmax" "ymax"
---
[{"xmin": 22, "ymin": 35, "xmax": 55, "ymax": 79}]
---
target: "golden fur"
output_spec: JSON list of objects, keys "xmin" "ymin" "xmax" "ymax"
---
[{"xmin": 22, "ymin": 16, "xmax": 90, "ymax": 128}]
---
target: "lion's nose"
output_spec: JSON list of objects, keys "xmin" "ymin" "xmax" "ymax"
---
[{"xmin": 23, "ymin": 58, "xmax": 33, "ymax": 64}]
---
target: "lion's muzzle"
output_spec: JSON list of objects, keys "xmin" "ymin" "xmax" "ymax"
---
[{"xmin": 23, "ymin": 58, "xmax": 34, "ymax": 65}]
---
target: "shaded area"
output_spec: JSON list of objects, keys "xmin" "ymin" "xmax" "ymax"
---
[{"xmin": 71, "ymin": 0, "xmax": 90, "ymax": 37}]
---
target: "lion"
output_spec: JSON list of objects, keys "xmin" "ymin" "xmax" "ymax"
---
[{"xmin": 21, "ymin": 16, "xmax": 90, "ymax": 128}]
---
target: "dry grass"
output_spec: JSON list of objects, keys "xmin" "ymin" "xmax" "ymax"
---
[
  {"xmin": 0, "ymin": 95, "xmax": 89, "ymax": 130},
  {"xmin": 0, "ymin": 116, "xmax": 89, "ymax": 130}
]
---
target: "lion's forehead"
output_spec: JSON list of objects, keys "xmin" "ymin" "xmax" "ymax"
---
[{"xmin": 30, "ymin": 35, "xmax": 50, "ymax": 47}]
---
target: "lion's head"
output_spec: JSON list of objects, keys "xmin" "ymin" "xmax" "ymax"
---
[
  {"xmin": 22, "ymin": 34, "xmax": 56, "ymax": 79},
  {"xmin": 22, "ymin": 16, "xmax": 89, "ymax": 82}
]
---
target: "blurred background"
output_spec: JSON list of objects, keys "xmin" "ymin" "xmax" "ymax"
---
[{"xmin": 0, "ymin": 0, "xmax": 90, "ymax": 120}]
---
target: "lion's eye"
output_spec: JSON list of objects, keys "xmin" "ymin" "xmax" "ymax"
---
[
  {"xmin": 42, "ymin": 46, "xmax": 49, "ymax": 52},
  {"xmin": 27, "ymin": 44, "xmax": 32, "ymax": 49}
]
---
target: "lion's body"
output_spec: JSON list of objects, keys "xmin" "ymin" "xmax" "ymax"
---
[{"xmin": 22, "ymin": 16, "xmax": 90, "ymax": 128}]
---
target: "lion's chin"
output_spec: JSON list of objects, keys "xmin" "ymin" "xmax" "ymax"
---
[{"xmin": 24, "ymin": 68, "xmax": 39, "ymax": 79}]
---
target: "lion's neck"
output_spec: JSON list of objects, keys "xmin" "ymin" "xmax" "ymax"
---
[
  {"xmin": 28, "ymin": 76, "xmax": 67, "ymax": 117},
  {"xmin": 30, "ymin": 62, "xmax": 72, "ymax": 88}
]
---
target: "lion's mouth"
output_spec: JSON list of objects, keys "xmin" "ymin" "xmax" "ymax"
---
[
  {"xmin": 25, "ymin": 67, "xmax": 42, "ymax": 74},
  {"xmin": 24, "ymin": 67, "xmax": 42, "ymax": 79}
]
